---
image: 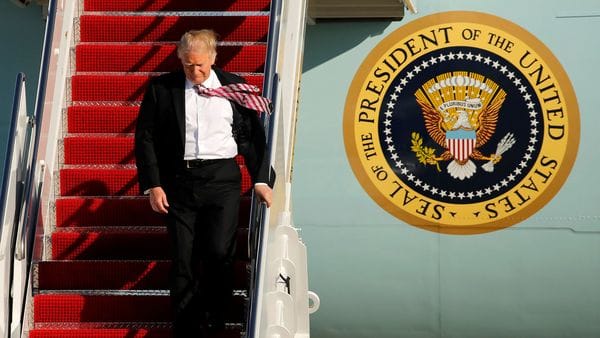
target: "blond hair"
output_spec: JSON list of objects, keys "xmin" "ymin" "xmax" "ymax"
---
[{"xmin": 177, "ymin": 29, "xmax": 218, "ymax": 59}]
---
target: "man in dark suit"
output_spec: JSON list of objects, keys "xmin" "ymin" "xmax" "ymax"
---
[{"xmin": 134, "ymin": 29, "xmax": 274, "ymax": 337}]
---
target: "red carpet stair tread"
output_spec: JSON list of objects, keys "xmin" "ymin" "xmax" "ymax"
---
[
  {"xmin": 54, "ymin": 197, "xmax": 251, "ymax": 228},
  {"xmin": 29, "ymin": 328, "xmax": 172, "ymax": 338},
  {"xmin": 76, "ymin": 45, "xmax": 267, "ymax": 73},
  {"xmin": 37, "ymin": 260, "xmax": 249, "ymax": 290},
  {"xmin": 33, "ymin": 294, "xmax": 246, "ymax": 323},
  {"xmin": 71, "ymin": 75, "xmax": 264, "ymax": 102},
  {"xmin": 30, "ymin": 0, "xmax": 271, "ymax": 336},
  {"xmin": 68, "ymin": 106, "xmax": 139, "ymax": 134},
  {"xmin": 50, "ymin": 228, "xmax": 249, "ymax": 261},
  {"xmin": 83, "ymin": 0, "xmax": 270, "ymax": 12},
  {"xmin": 59, "ymin": 166, "xmax": 253, "ymax": 196},
  {"xmin": 79, "ymin": 16, "xmax": 269, "ymax": 43}
]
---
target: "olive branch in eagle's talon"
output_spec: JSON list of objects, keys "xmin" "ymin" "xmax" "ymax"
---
[{"xmin": 410, "ymin": 132, "xmax": 442, "ymax": 172}]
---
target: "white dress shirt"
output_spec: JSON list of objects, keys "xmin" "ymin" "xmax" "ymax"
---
[
  {"xmin": 183, "ymin": 70, "xmax": 237, "ymax": 160},
  {"xmin": 144, "ymin": 70, "xmax": 268, "ymax": 195}
]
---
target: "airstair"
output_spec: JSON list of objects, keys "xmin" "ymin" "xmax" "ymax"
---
[{"xmin": 0, "ymin": 0, "xmax": 317, "ymax": 337}]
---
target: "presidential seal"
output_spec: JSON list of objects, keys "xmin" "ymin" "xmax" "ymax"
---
[{"xmin": 343, "ymin": 11, "xmax": 579, "ymax": 234}]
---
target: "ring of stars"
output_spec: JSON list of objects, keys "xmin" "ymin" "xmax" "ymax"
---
[{"xmin": 381, "ymin": 49, "xmax": 541, "ymax": 201}]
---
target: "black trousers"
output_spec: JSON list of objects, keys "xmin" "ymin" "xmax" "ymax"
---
[{"xmin": 164, "ymin": 158, "xmax": 241, "ymax": 338}]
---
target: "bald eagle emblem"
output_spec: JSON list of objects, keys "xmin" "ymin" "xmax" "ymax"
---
[{"xmin": 411, "ymin": 71, "xmax": 516, "ymax": 180}]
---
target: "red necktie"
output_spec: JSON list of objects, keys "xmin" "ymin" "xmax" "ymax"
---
[{"xmin": 195, "ymin": 83, "xmax": 272, "ymax": 115}]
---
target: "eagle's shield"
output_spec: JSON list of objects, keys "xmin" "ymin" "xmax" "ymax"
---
[{"xmin": 445, "ymin": 129, "xmax": 476, "ymax": 162}]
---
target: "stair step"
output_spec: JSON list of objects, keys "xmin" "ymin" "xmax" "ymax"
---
[
  {"xmin": 37, "ymin": 260, "xmax": 169, "ymax": 290},
  {"xmin": 55, "ymin": 196, "xmax": 251, "ymax": 228},
  {"xmin": 51, "ymin": 228, "xmax": 170, "ymax": 260},
  {"xmin": 68, "ymin": 106, "xmax": 138, "ymax": 134},
  {"xmin": 71, "ymin": 74, "xmax": 264, "ymax": 102},
  {"xmin": 60, "ymin": 168, "xmax": 138, "ymax": 196},
  {"xmin": 34, "ymin": 294, "xmax": 171, "ymax": 322},
  {"xmin": 51, "ymin": 228, "xmax": 249, "ymax": 260},
  {"xmin": 76, "ymin": 44, "xmax": 266, "ymax": 73},
  {"xmin": 80, "ymin": 15, "xmax": 269, "ymax": 43},
  {"xmin": 71, "ymin": 75, "xmax": 148, "ymax": 103},
  {"xmin": 33, "ymin": 294, "xmax": 245, "ymax": 323},
  {"xmin": 63, "ymin": 135, "xmax": 134, "ymax": 165},
  {"xmin": 59, "ymin": 167, "xmax": 253, "ymax": 197},
  {"xmin": 29, "ymin": 328, "xmax": 172, "ymax": 338},
  {"xmin": 29, "ymin": 328, "xmax": 243, "ymax": 338},
  {"xmin": 84, "ymin": 0, "xmax": 270, "ymax": 12},
  {"xmin": 36, "ymin": 260, "xmax": 249, "ymax": 290},
  {"xmin": 55, "ymin": 198, "xmax": 162, "ymax": 227},
  {"xmin": 60, "ymin": 135, "xmax": 254, "ymax": 192}
]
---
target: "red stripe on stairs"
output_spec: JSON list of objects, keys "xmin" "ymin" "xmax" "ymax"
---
[
  {"xmin": 29, "ymin": 328, "xmax": 172, "ymax": 338},
  {"xmin": 76, "ymin": 44, "xmax": 267, "ymax": 73},
  {"xmin": 80, "ymin": 15, "xmax": 269, "ymax": 43},
  {"xmin": 33, "ymin": 294, "xmax": 245, "ymax": 323},
  {"xmin": 55, "ymin": 196, "xmax": 251, "ymax": 228},
  {"xmin": 60, "ymin": 166, "xmax": 252, "ymax": 197},
  {"xmin": 68, "ymin": 106, "xmax": 139, "ymax": 134},
  {"xmin": 84, "ymin": 0, "xmax": 271, "ymax": 12},
  {"xmin": 34, "ymin": 294, "xmax": 172, "ymax": 322},
  {"xmin": 71, "ymin": 75, "xmax": 150, "ymax": 102},
  {"xmin": 51, "ymin": 231, "xmax": 170, "ymax": 260},
  {"xmin": 63, "ymin": 136, "xmax": 134, "ymax": 165},
  {"xmin": 60, "ymin": 168, "xmax": 139, "ymax": 197},
  {"xmin": 37, "ymin": 260, "xmax": 249, "ymax": 290},
  {"xmin": 55, "ymin": 198, "xmax": 162, "ymax": 227},
  {"xmin": 71, "ymin": 75, "xmax": 264, "ymax": 102},
  {"xmin": 51, "ymin": 229, "xmax": 249, "ymax": 260},
  {"xmin": 38, "ymin": 261, "xmax": 169, "ymax": 290}
]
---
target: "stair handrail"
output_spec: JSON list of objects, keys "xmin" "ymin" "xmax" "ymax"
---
[
  {"xmin": 6, "ymin": 0, "xmax": 60, "ymax": 337},
  {"xmin": 0, "ymin": 72, "xmax": 27, "ymax": 260},
  {"xmin": 14, "ymin": 0, "xmax": 58, "ymax": 263},
  {"xmin": 0, "ymin": 72, "xmax": 28, "ymax": 338},
  {"xmin": 249, "ymin": 0, "xmax": 314, "ymax": 335},
  {"xmin": 246, "ymin": 0, "xmax": 284, "ymax": 336}
]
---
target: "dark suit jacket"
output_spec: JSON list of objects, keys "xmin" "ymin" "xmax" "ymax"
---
[{"xmin": 134, "ymin": 67, "xmax": 274, "ymax": 193}]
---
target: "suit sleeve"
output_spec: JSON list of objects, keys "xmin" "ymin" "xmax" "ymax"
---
[
  {"xmin": 135, "ymin": 79, "xmax": 161, "ymax": 193},
  {"xmin": 249, "ymin": 111, "xmax": 276, "ymax": 188},
  {"xmin": 216, "ymin": 67, "xmax": 275, "ymax": 187}
]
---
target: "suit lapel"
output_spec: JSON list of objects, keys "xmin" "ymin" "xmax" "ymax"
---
[{"xmin": 170, "ymin": 72, "xmax": 186, "ymax": 148}]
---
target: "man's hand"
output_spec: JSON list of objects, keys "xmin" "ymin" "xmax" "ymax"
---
[
  {"xmin": 149, "ymin": 186, "xmax": 169, "ymax": 214},
  {"xmin": 254, "ymin": 184, "xmax": 273, "ymax": 208}
]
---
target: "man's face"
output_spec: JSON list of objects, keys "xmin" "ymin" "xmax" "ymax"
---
[{"xmin": 180, "ymin": 50, "xmax": 216, "ymax": 85}]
